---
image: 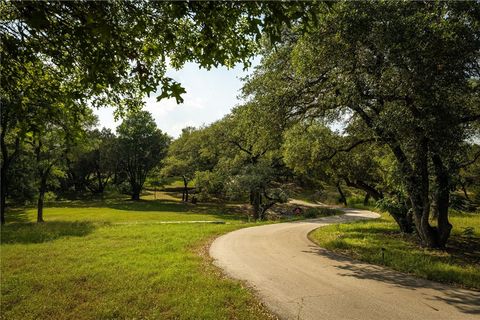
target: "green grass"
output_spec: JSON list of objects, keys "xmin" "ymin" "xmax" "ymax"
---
[
  {"xmin": 1, "ymin": 195, "xmax": 272, "ymax": 320},
  {"xmin": 309, "ymin": 210, "xmax": 480, "ymax": 290},
  {"xmin": 4, "ymin": 197, "xmax": 246, "ymax": 226}
]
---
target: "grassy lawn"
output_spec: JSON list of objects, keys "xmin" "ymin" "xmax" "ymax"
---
[
  {"xmin": 309, "ymin": 210, "xmax": 480, "ymax": 290},
  {"xmin": 1, "ymin": 195, "xmax": 273, "ymax": 320}
]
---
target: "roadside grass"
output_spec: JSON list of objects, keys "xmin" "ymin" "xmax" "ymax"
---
[
  {"xmin": 309, "ymin": 210, "xmax": 480, "ymax": 290},
  {"xmin": 1, "ymin": 195, "xmax": 273, "ymax": 320}
]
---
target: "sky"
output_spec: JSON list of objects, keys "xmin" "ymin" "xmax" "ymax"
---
[{"xmin": 93, "ymin": 58, "xmax": 260, "ymax": 138}]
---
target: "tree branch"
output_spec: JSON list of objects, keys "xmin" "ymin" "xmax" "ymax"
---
[
  {"xmin": 229, "ymin": 139, "xmax": 252, "ymax": 156},
  {"xmin": 458, "ymin": 149, "xmax": 480, "ymax": 169},
  {"xmin": 319, "ymin": 138, "xmax": 377, "ymax": 161},
  {"xmin": 459, "ymin": 114, "xmax": 480, "ymax": 124}
]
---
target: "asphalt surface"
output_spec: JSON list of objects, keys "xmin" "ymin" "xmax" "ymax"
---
[{"xmin": 210, "ymin": 207, "xmax": 480, "ymax": 320}]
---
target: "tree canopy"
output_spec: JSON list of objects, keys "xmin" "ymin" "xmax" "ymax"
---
[{"xmin": 242, "ymin": 1, "xmax": 480, "ymax": 247}]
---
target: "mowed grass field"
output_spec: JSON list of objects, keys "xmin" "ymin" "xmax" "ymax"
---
[
  {"xmin": 1, "ymin": 194, "xmax": 272, "ymax": 320},
  {"xmin": 310, "ymin": 210, "xmax": 480, "ymax": 290}
]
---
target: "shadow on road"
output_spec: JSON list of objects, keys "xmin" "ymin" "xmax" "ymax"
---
[{"xmin": 304, "ymin": 244, "xmax": 480, "ymax": 315}]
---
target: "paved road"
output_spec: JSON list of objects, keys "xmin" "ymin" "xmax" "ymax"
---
[{"xmin": 210, "ymin": 208, "xmax": 480, "ymax": 320}]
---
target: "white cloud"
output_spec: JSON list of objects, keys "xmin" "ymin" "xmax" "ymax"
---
[{"xmin": 93, "ymin": 57, "xmax": 260, "ymax": 138}]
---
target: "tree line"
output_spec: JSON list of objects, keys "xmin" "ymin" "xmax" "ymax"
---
[{"xmin": 2, "ymin": 110, "xmax": 169, "ymax": 222}]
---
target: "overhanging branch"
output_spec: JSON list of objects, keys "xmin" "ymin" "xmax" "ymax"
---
[
  {"xmin": 319, "ymin": 138, "xmax": 377, "ymax": 161},
  {"xmin": 458, "ymin": 150, "xmax": 480, "ymax": 169}
]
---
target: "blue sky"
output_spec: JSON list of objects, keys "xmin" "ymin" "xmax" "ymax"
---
[{"xmin": 93, "ymin": 58, "xmax": 260, "ymax": 138}]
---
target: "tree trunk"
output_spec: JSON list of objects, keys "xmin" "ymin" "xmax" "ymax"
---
[
  {"xmin": 336, "ymin": 182, "xmax": 347, "ymax": 206},
  {"xmin": 410, "ymin": 140, "xmax": 441, "ymax": 247},
  {"xmin": 0, "ymin": 113, "xmax": 8, "ymax": 225},
  {"xmin": 37, "ymin": 175, "xmax": 47, "ymax": 223},
  {"xmin": 260, "ymin": 201, "xmax": 275, "ymax": 220},
  {"xmin": 1, "ymin": 135, "xmax": 19, "ymax": 225},
  {"xmin": 405, "ymin": 153, "xmax": 453, "ymax": 248},
  {"xmin": 461, "ymin": 183, "xmax": 470, "ymax": 201},
  {"xmin": 131, "ymin": 192, "xmax": 140, "ymax": 201},
  {"xmin": 389, "ymin": 209, "xmax": 414, "ymax": 233},
  {"xmin": 183, "ymin": 176, "xmax": 189, "ymax": 202},
  {"xmin": 131, "ymin": 182, "xmax": 141, "ymax": 201},
  {"xmin": 344, "ymin": 179, "xmax": 383, "ymax": 202},
  {"xmin": 363, "ymin": 193, "xmax": 370, "ymax": 206},
  {"xmin": 1, "ymin": 163, "xmax": 7, "ymax": 225},
  {"xmin": 96, "ymin": 168, "xmax": 105, "ymax": 194},
  {"xmin": 251, "ymin": 190, "xmax": 261, "ymax": 220},
  {"xmin": 432, "ymin": 154, "xmax": 452, "ymax": 248}
]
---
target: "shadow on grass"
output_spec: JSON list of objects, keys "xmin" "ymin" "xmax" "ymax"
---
[
  {"xmin": 33, "ymin": 196, "xmax": 249, "ymax": 221},
  {"xmin": 105, "ymin": 199, "xmax": 248, "ymax": 221},
  {"xmin": 1, "ymin": 221, "xmax": 95, "ymax": 244},
  {"xmin": 4, "ymin": 208, "xmax": 30, "ymax": 223}
]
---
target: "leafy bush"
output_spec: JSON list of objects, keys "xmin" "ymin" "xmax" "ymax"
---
[
  {"xmin": 303, "ymin": 207, "xmax": 341, "ymax": 219},
  {"xmin": 194, "ymin": 170, "xmax": 225, "ymax": 201}
]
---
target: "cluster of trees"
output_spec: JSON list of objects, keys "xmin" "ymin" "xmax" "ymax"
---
[
  {"xmin": 164, "ymin": 2, "xmax": 480, "ymax": 249},
  {"xmin": 163, "ymin": 101, "xmax": 291, "ymax": 220},
  {"xmin": 2, "ymin": 109, "xmax": 169, "ymax": 222},
  {"xmin": 1, "ymin": 1, "xmax": 301, "ymax": 223}
]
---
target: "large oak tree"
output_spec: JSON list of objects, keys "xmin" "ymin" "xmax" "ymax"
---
[{"xmin": 243, "ymin": 2, "xmax": 480, "ymax": 248}]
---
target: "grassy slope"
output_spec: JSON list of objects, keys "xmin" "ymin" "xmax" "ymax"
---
[
  {"xmin": 309, "ymin": 210, "xmax": 480, "ymax": 290},
  {"xmin": 1, "ymin": 196, "xmax": 272, "ymax": 320}
]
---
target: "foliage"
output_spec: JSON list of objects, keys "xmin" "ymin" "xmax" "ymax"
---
[
  {"xmin": 302, "ymin": 207, "xmax": 341, "ymax": 219},
  {"xmin": 194, "ymin": 171, "xmax": 225, "ymax": 201},
  {"xmin": 162, "ymin": 127, "xmax": 218, "ymax": 201},
  {"xmin": 191, "ymin": 102, "xmax": 292, "ymax": 220},
  {"xmin": 243, "ymin": 2, "xmax": 480, "ymax": 247},
  {"xmin": 74, "ymin": 128, "xmax": 119, "ymax": 195},
  {"xmin": 283, "ymin": 122, "xmax": 389, "ymax": 203},
  {"xmin": 116, "ymin": 111, "xmax": 170, "ymax": 200}
]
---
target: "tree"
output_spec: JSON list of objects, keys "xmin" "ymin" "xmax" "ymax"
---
[
  {"xmin": 195, "ymin": 102, "xmax": 290, "ymax": 220},
  {"xmin": 82, "ymin": 128, "xmax": 118, "ymax": 195},
  {"xmin": 116, "ymin": 111, "xmax": 170, "ymax": 200},
  {"xmin": 0, "ymin": 31, "xmax": 96, "ymax": 223},
  {"xmin": 162, "ymin": 127, "xmax": 218, "ymax": 202},
  {"xmin": 244, "ymin": 2, "xmax": 480, "ymax": 247},
  {"xmin": 283, "ymin": 122, "xmax": 417, "ymax": 232},
  {"xmin": 456, "ymin": 143, "xmax": 480, "ymax": 206},
  {"xmin": 284, "ymin": 123, "xmax": 379, "ymax": 199}
]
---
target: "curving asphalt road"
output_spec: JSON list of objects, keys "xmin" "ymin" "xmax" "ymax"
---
[{"xmin": 210, "ymin": 207, "xmax": 480, "ymax": 320}]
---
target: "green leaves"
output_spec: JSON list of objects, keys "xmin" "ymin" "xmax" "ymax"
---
[
  {"xmin": 116, "ymin": 111, "xmax": 171, "ymax": 199},
  {"xmin": 156, "ymin": 79, "xmax": 186, "ymax": 104}
]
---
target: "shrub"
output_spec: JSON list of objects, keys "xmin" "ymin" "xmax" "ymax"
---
[{"xmin": 303, "ymin": 207, "xmax": 341, "ymax": 219}]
